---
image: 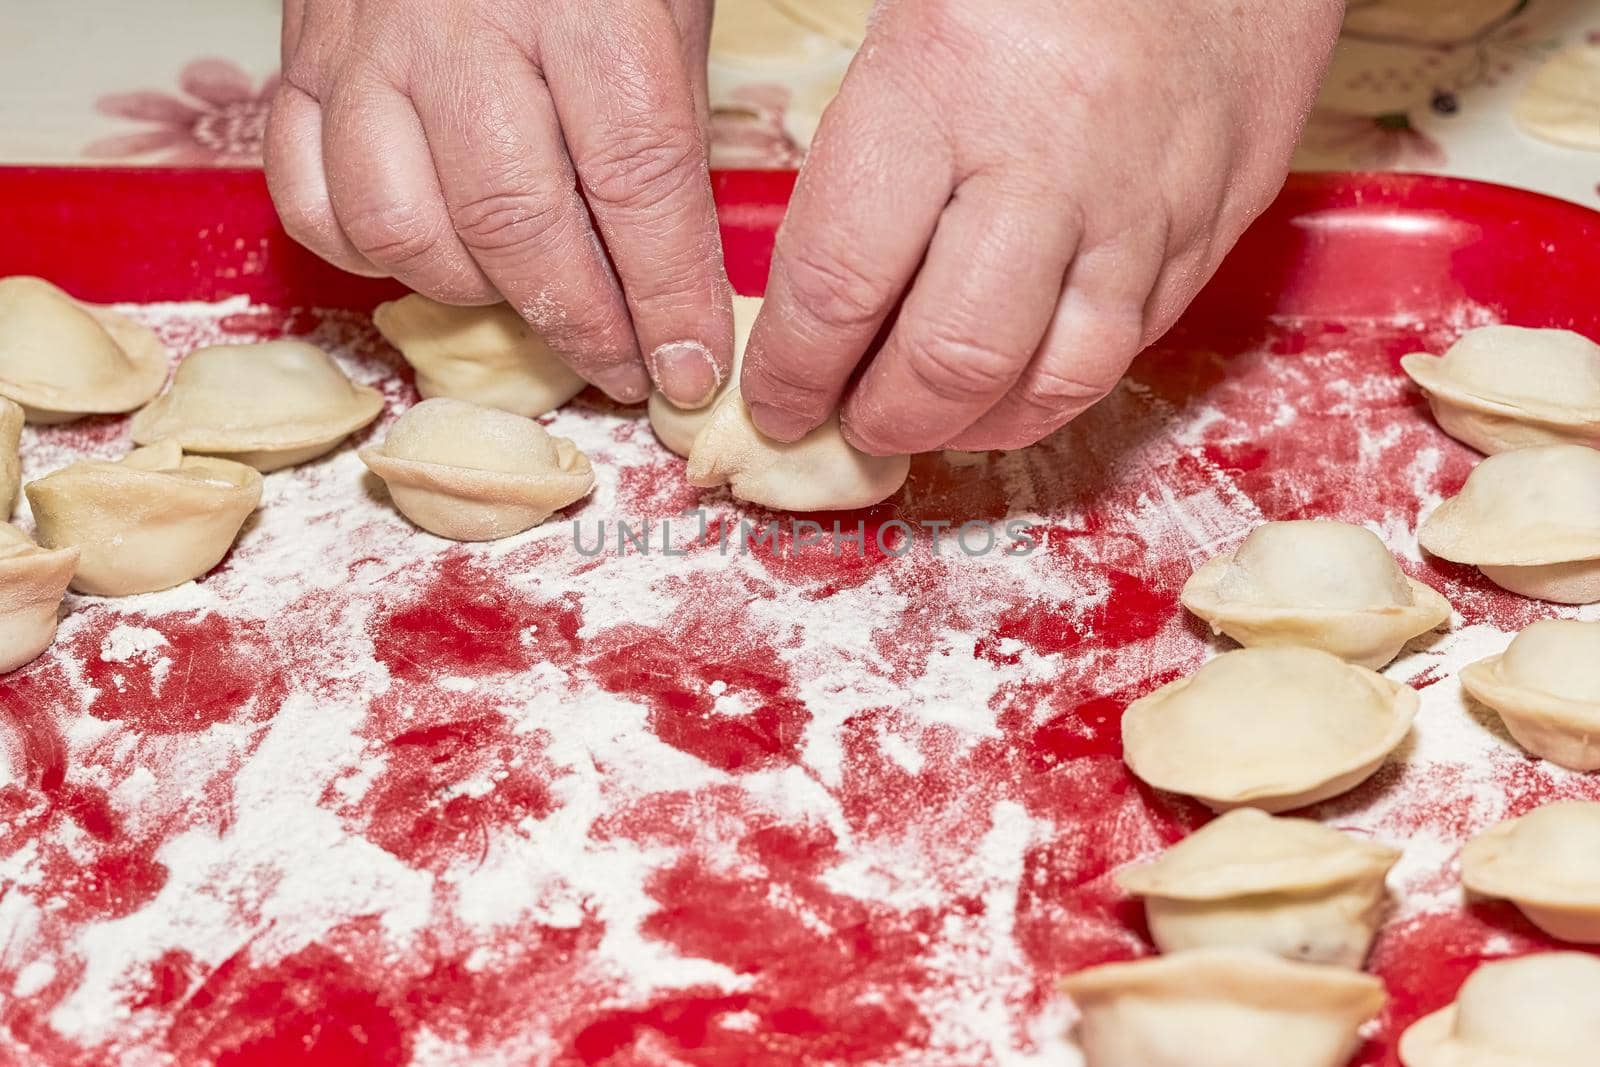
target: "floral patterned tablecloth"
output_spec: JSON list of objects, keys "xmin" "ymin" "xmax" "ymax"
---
[{"xmin": 1, "ymin": 0, "xmax": 1595, "ymax": 206}]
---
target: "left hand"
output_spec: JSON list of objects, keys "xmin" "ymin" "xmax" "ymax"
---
[{"xmin": 739, "ymin": 0, "xmax": 1345, "ymax": 453}]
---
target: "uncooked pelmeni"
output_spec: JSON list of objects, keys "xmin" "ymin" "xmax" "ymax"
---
[
  {"xmin": 1121, "ymin": 647, "xmax": 1417, "ymax": 813},
  {"xmin": 686, "ymin": 392, "xmax": 910, "ymax": 511},
  {"xmin": 359, "ymin": 398, "xmax": 595, "ymax": 541},
  {"xmin": 768, "ymin": 0, "xmax": 872, "ymax": 47},
  {"xmin": 0, "ymin": 521, "xmax": 77, "ymax": 674},
  {"xmin": 649, "ymin": 294, "xmax": 763, "ymax": 458},
  {"xmin": 1460, "ymin": 619, "xmax": 1600, "ymax": 770},
  {"xmin": 1116, "ymin": 808, "xmax": 1400, "ymax": 968},
  {"xmin": 1181, "ymin": 520, "xmax": 1450, "ymax": 668},
  {"xmin": 1399, "ymin": 952, "xmax": 1600, "ymax": 1066},
  {"xmin": 0, "ymin": 275, "xmax": 168, "ymax": 423},
  {"xmin": 711, "ymin": 0, "xmax": 836, "ymax": 66},
  {"xmin": 1400, "ymin": 326, "xmax": 1600, "ymax": 454},
  {"xmin": 1417, "ymin": 444, "xmax": 1600, "ymax": 603},
  {"xmin": 1461, "ymin": 801, "xmax": 1600, "ymax": 942},
  {"xmin": 26, "ymin": 439, "xmax": 262, "ymax": 597},
  {"xmin": 1061, "ymin": 948, "xmax": 1385, "ymax": 1067},
  {"xmin": 372, "ymin": 294, "xmax": 585, "ymax": 418},
  {"xmin": 1515, "ymin": 45, "xmax": 1600, "ymax": 151},
  {"xmin": 131, "ymin": 340, "xmax": 384, "ymax": 471},
  {"xmin": 0, "ymin": 397, "xmax": 21, "ymax": 518}
]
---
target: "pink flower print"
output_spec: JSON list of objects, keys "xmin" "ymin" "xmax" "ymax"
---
[
  {"xmin": 1299, "ymin": 109, "xmax": 1448, "ymax": 170},
  {"xmin": 711, "ymin": 84, "xmax": 806, "ymax": 170},
  {"xmin": 85, "ymin": 58, "xmax": 278, "ymax": 167}
]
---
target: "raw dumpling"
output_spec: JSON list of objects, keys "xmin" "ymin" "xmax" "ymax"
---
[
  {"xmin": 1121, "ymin": 647, "xmax": 1417, "ymax": 813},
  {"xmin": 1399, "ymin": 952, "xmax": 1600, "ymax": 1066},
  {"xmin": 1116, "ymin": 808, "xmax": 1400, "ymax": 968},
  {"xmin": 130, "ymin": 340, "xmax": 384, "ymax": 471},
  {"xmin": 1061, "ymin": 948, "xmax": 1385, "ymax": 1067},
  {"xmin": 1, "ymin": 397, "xmax": 21, "ymax": 518},
  {"xmin": 372, "ymin": 294, "xmax": 585, "ymax": 418},
  {"xmin": 1417, "ymin": 444, "xmax": 1600, "ymax": 603},
  {"xmin": 686, "ymin": 392, "xmax": 910, "ymax": 511},
  {"xmin": 26, "ymin": 440, "xmax": 262, "ymax": 596},
  {"xmin": 1515, "ymin": 45, "xmax": 1600, "ymax": 151},
  {"xmin": 1461, "ymin": 801, "xmax": 1600, "ymax": 942},
  {"xmin": 359, "ymin": 398, "xmax": 595, "ymax": 541},
  {"xmin": 0, "ymin": 276, "xmax": 168, "ymax": 423},
  {"xmin": 649, "ymin": 294, "xmax": 763, "ymax": 457},
  {"xmin": 1460, "ymin": 619, "xmax": 1600, "ymax": 770},
  {"xmin": 1181, "ymin": 520, "xmax": 1451, "ymax": 669},
  {"xmin": 0, "ymin": 522, "xmax": 77, "ymax": 674},
  {"xmin": 1400, "ymin": 326, "xmax": 1600, "ymax": 454},
  {"xmin": 711, "ymin": 0, "xmax": 836, "ymax": 67}
]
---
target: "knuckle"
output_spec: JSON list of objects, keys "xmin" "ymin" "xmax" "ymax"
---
[
  {"xmin": 1019, "ymin": 364, "xmax": 1122, "ymax": 414},
  {"xmin": 779, "ymin": 247, "xmax": 889, "ymax": 335},
  {"xmin": 340, "ymin": 202, "xmax": 447, "ymax": 268},
  {"xmin": 901, "ymin": 329, "xmax": 1023, "ymax": 404},
  {"xmin": 449, "ymin": 188, "xmax": 567, "ymax": 255},
  {"xmin": 741, "ymin": 355, "xmax": 832, "ymax": 409},
  {"xmin": 577, "ymin": 123, "xmax": 701, "ymax": 214}
]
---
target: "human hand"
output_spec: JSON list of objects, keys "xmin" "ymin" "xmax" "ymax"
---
[
  {"xmin": 266, "ymin": 0, "xmax": 733, "ymax": 408},
  {"xmin": 741, "ymin": 0, "xmax": 1345, "ymax": 452}
]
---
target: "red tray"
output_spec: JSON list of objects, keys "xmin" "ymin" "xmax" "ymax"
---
[{"xmin": 1, "ymin": 169, "xmax": 1598, "ymax": 1067}]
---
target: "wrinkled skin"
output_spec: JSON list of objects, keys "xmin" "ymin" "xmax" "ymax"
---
[{"xmin": 267, "ymin": 0, "xmax": 1345, "ymax": 451}]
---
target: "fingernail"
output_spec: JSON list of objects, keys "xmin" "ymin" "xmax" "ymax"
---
[
  {"xmin": 648, "ymin": 341, "xmax": 721, "ymax": 409},
  {"xmin": 593, "ymin": 364, "xmax": 651, "ymax": 405},
  {"xmin": 748, "ymin": 402, "xmax": 815, "ymax": 443}
]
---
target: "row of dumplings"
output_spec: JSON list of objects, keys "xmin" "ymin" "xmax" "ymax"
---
[
  {"xmin": 0, "ymin": 279, "xmax": 912, "ymax": 674},
  {"xmin": 1067, "ymin": 800, "xmax": 1600, "ymax": 1066},
  {"xmin": 1062, "ymin": 322, "xmax": 1600, "ymax": 1066}
]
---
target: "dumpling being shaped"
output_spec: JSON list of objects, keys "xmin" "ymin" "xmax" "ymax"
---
[
  {"xmin": 1399, "ymin": 952, "xmax": 1600, "ymax": 1067},
  {"xmin": 359, "ymin": 397, "xmax": 595, "ymax": 541},
  {"xmin": 0, "ymin": 276, "xmax": 169, "ymax": 424},
  {"xmin": 373, "ymin": 294, "xmax": 585, "ymax": 418},
  {"xmin": 1062, "ymin": 947, "xmax": 1385, "ymax": 1067},
  {"xmin": 1121, "ymin": 647, "xmax": 1417, "ymax": 813},
  {"xmin": 1, "ymin": 397, "xmax": 21, "ymax": 518},
  {"xmin": 1182, "ymin": 520, "xmax": 1451, "ymax": 669},
  {"xmin": 1461, "ymin": 801, "xmax": 1600, "ymax": 943},
  {"xmin": 649, "ymin": 294, "xmax": 763, "ymax": 457},
  {"xmin": 1417, "ymin": 444, "xmax": 1600, "ymax": 603},
  {"xmin": 130, "ymin": 340, "xmax": 384, "ymax": 471},
  {"xmin": 686, "ymin": 391, "xmax": 910, "ymax": 511},
  {"xmin": 1116, "ymin": 808, "xmax": 1400, "ymax": 968},
  {"xmin": 25, "ymin": 440, "xmax": 262, "ymax": 597},
  {"xmin": 0, "ymin": 522, "xmax": 78, "ymax": 674},
  {"xmin": 1460, "ymin": 619, "xmax": 1600, "ymax": 770},
  {"xmin": 1400, "ymin": 326, "xmax": 1600, "ymax": 454}
]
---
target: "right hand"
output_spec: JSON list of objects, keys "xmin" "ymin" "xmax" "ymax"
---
[{"xmin": 266, "ymin": 0, "xmax": 734, "ymax": 408}]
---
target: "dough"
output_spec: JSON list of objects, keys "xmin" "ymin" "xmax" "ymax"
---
[
  {"xmin": 768, "ymin": 0, "xmax": 873, "ymax": 48},
  {"xmin": 0, "ymin": 521, "xmax": 77, "ymax": 674},
  {"xmin": 1417, "ymin": 444, "xmax": 1600, "ymax": 603},
  {"xmin": 1116, "ymin": 808, "xmax": 1400, "ymax": 968},
  {"xmin": 1460, "ymin": 619, "xmax": 1600, "ymax": 770},
  {"xmin": 1516, "ymin": 45, "xmax": 1600, "ymax": 151},
  {"xmin": 1399, "ymin": 952, "xmax": 1600, "ymax": 1066},
  {"xmin": 359, "ymin": 398, "xmax": 595, "ymax": 541},
  {"xmin": 372, "ymin": 294, "xmax": 586, "ymax": 418},
  {"xmin": 1461, "ymin": 801, "xmax": 1600, "ymax": 942},
  {"xmin": 1341, "ymin": 0, "xmax": 1522, "ymax": 47},
  {"xmin": 710, "ymin": 0, "xmax": 835, "ymax": 67},
  {"xmin": 0, "ymin": 276, "xmax": 169, "ymax": 424},
  {"xmin": 131, "ymin": 340, "xmax": 384, "ymax": 471},
  {"xmin": 1400, "ymin": 326, "xmax": 1600, "ymax": 454},
  {"xmin": 1181, "ymin": 520, "xmax": 1451, "ymax": 668},
  {"xmin": 1120, "ymin": 647, "xmax": 1418, "ymax": 813},
  {"xmin": 649, "ymin": 294, "xmax": 763, "ymax": 457},
  {"xmin": 26, "ymin": 439, "xmax": 262, "ymax": 597},
  {"xmin": 686, "ymin": 391, "xmax": 910, "ymax": 511},
  {"xmin": 0, "ymin": 397, "xmax": 21, "ymax": 518},
  {"xmin": 1061, "ymin": 947, "xmax": 1385, "ymax": 1067}
]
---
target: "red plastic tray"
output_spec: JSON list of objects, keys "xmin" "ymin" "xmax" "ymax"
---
[{"xmin": 2, "ymin": 168, "xmax": 1599, "ymax": 1067}]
